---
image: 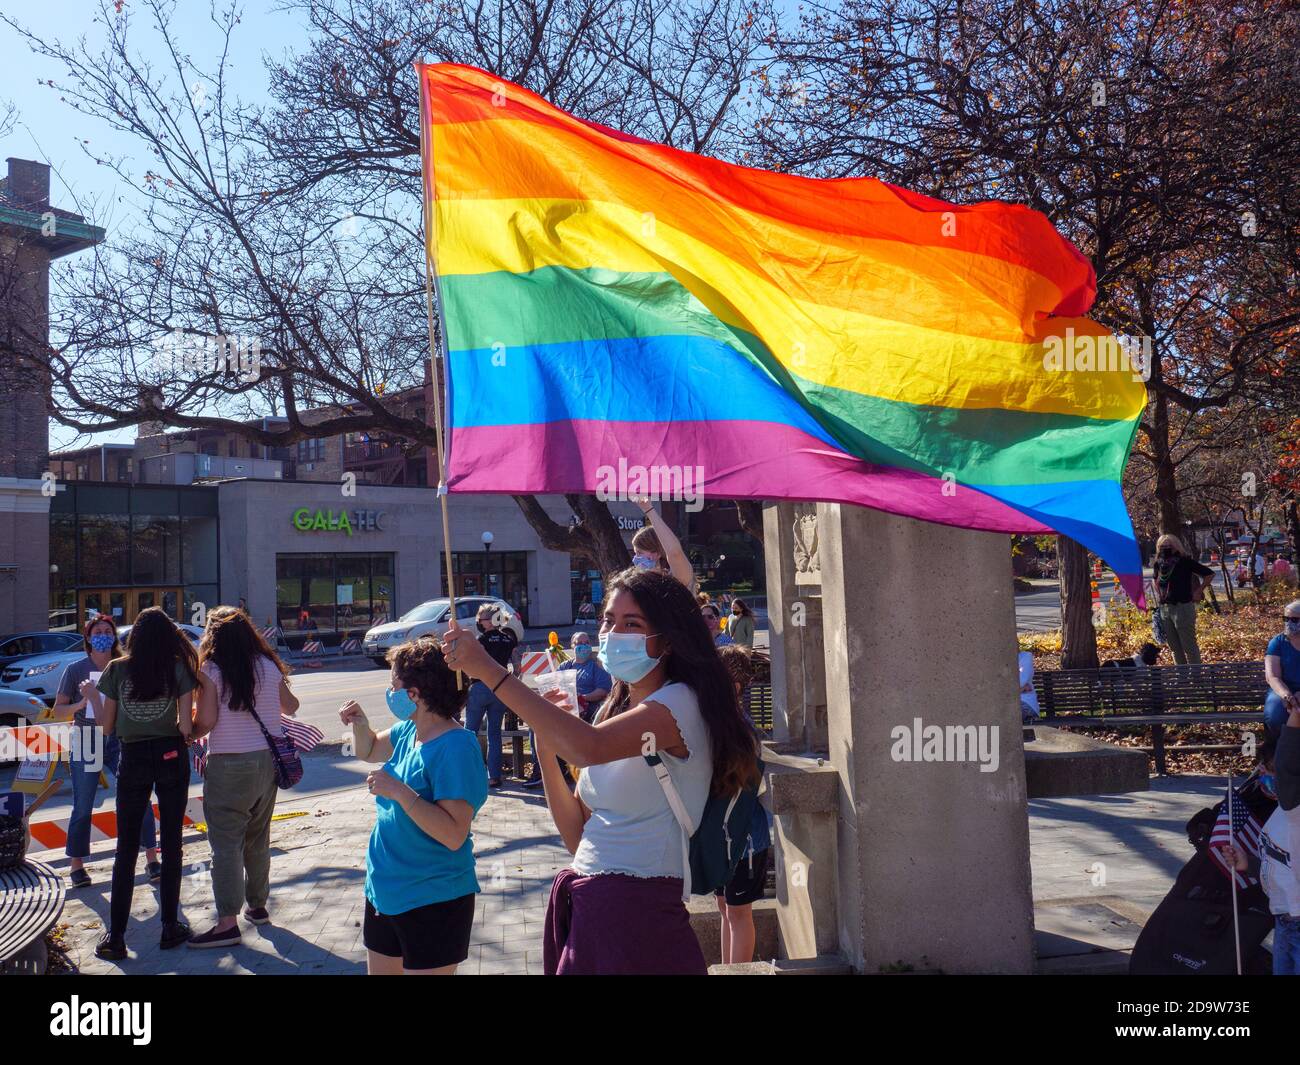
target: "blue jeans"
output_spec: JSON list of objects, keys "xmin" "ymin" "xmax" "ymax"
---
[
  {"xmin": 464, "ymin": 682, "xmax": 505, "ymax": 781},
  {"xmin": 66, "ymin": 731, "xmax": 157, "ymax": 860},
  {"xmin": 1274, "ymin": 915, "xmax": 1300, "ymax": 975},
  {"xmin": 1265, "ymin": 692, "xmax": 1293, "ymax": 737}
]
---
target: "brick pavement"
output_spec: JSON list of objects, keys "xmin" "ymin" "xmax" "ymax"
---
[{"xmin": 49, "ymin": 773, "xmax": 570, "ymax": 975}]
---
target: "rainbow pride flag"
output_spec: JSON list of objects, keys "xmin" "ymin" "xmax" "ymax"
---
[{"xmin": 419, "ymin": 64, "xmax": 1148, "ymax": 604}]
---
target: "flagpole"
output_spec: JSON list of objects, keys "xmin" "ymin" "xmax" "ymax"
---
[
  {"xmin": 416, "ymin": 63, "xmax": 462, "ymax": 687},
  {"xmin": 1227, "ymin": 772, "xmax": 1243, "ymax": 975}
]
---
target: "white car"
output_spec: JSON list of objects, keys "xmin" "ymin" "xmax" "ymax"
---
[
  {"xmin": 0, "ymin": 622, "xmax": 203, "ymax": 705},
  {"xmin": 363, "ymin": 597, "xmax": 524, "ymax": 668}
]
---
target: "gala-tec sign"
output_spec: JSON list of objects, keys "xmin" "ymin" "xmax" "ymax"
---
[{"xmin": 291, "ymin": 508, "xmax": 386, "ymax": 536}]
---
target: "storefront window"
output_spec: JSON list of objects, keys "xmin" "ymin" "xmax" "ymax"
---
[
  {"xmin": 443, "ymin": 552, "xmax": 529, "ymax": 622},
  {"xmin": 181, "ymin": 516, "xmax": 219, "ymax": 583},
  {"xmin": 132, "ymin": 514, "xmax": 182, "ymax": 584},
  {"xmin": 275, "ymin": 554, "xmax": 395, "ymax": 639},
  {"xmin": 78, "ymin": 514, "xmax": 131, "ymax": 586}
]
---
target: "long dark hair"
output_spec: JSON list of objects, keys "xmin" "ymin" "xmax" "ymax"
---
[
  {"xmin": 597, "ymin": 568, "xmax": 760, "ymax": 796},
  {"xmin": 123, "ymin": 607, "xmax": 199, "ymax": 702},
  {"xmin": 82, "ymin": 615, "xmax": 124, "ymax": 660},
  {"xmin": 199, "ymin": 606, "xmax": 289, "ymax": 714},
  {"xmin": 730, "ymin": 598, "xmax": 753, "ymax": 618}
]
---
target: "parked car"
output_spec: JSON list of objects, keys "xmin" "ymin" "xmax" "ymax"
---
[
  {"xmin": 363, "ymin": 597, "xmax": 524, "ymax": 668},
  {"xmin": 117, "ymin": 623, "xmax": 204, "ymax": 645},
  {"xmin": 0, "ymin": 621, "xmax": 202, "ymax": 705},
  {"xmin": 0, "ymin": 631, "xmax": 83, "ymax": 671},
  {"xmin": 0, "ymin": 644, "xmax": 84, "ymax": 705}
]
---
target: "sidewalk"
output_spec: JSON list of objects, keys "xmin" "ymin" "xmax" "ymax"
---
[
  {"xmin": 43, "ymin": 746, "xmax": 1219, "ymax": 974},
  {"xmin": 47, "ymin": 748, "xmax": 570, "ymax": 975}
]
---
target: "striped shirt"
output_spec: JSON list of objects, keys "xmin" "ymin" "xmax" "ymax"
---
[{"xmin": 203, "ymin": 656, "xmax": 286, "ymax": 755}]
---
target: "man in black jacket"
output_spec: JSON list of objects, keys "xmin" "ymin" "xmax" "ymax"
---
[{"xmin": 463, "ymin": 604, "xmax": 519, "ymax": 787}]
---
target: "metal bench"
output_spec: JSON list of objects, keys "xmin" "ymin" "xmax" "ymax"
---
[
  {"xmin": 1032, "ymin": 662, "xmax": 1269, "ymax": 773},
  {"xmin": 0, "ymin": 857, "xmax": 65, "ymax": 973}
]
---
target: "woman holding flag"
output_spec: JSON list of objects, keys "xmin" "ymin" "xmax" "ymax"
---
[
  {"xmin": 187, "ymin": 607, "xmax": 299, "ymax": 949},
  {"xmin": 442, "ymin": 567, "xmax": 761, "ymax": 974}
]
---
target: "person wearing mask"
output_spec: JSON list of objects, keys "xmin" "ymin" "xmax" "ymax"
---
[
  {"xmin": 53, "ymin": 616, "xmax": 160, "ymax": 888},
  {"xmin": 340, "ymin": 636, "xmax": 487, "ymax": 974},
  {"xmin": 186, "ymin": 607, "xmax": 301, "ymax": 948},
  {"xmin": 87, "ymin": 607, "xmax": 203, "ymax": 959},
  {"xmin": 630, "ymin": 496, "xmax": 694, "ymax": 590},
  {"xmin": 715, "ymin": 645, "xmax": 771, "ymax": 964},
  {"xmin": 442, "ymin": 567, "xmax": 761, "ymax": 975},
  {"xmin": 463, "ymin": 603, "xmax": 519, "ymax": 787},
  {"xmin": 728, "ymin": 599, "xmax": 755, "ymax": 649},
  {"xmin": 1153, "ymin": 534, "xmax": 1214, "ymax": 664},
  {"xmin": 701, "ymin": 603, "xmax": 734, "ymax": 647},
  {"xmin": 1263, "ymin": 601, "xmax": 1300, "ymax": 738}
]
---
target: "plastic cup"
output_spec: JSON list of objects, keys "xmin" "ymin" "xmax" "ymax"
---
[{"xmin": 532, "ymin": 669, "xmax": 579, "ymax": 714}]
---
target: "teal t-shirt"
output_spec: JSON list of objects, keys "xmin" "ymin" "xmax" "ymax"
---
[{"xmin": 365, "ymin": 721, "xmax": 488, "ymax": 915}]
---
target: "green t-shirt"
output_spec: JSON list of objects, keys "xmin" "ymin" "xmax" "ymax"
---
[{"xmin": 97, "ymin": 659, "xmax": 196, "ymax": 743}]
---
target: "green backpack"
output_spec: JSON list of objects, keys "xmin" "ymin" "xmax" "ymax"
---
[{"xmin": 644, "ymin": 752, "xmax": 766, "ymax": 901}]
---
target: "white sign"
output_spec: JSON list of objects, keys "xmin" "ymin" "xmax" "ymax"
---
[{"xmin": 337, "ymin": 585, "xmax": 354, "ymax": 605}]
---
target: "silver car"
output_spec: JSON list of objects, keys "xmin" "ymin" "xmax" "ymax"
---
[{"xmin": 363, "ymin": 597, "xmax": 524, "ymax": 668}]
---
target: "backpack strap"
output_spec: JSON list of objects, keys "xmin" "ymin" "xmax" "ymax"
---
[{"xmin": 645, "ymin": 753, "xmax": 694, "ymax": 903}]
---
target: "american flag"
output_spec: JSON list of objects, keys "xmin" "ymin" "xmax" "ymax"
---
[
  {"xmin": 281, "ymin": 715, "xmax": 324, "ymax": 752},
  {"xmin": 192, "ymin": 714, "xmax": 325, "ymax": 778},
  {"xmin": 1209, "ymin": 784, "xmax": 1264, "ymax": 888}
]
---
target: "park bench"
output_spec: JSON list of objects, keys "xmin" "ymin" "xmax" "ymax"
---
[{"xmin": 1032, "ymin": 662, "xmax": 1269, "ymax": 773}]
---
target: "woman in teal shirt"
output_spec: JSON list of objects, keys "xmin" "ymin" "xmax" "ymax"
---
[{"xmin": 340, "ymin": 636, "xmax": 488, "ymax": 974}]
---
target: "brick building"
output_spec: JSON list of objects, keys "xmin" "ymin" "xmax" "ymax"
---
[{"xmin": 0, "ymin": 157, "xmax": 103, "ymax": 633}]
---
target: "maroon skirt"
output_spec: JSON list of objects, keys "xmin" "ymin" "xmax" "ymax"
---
[{"xmin": 543, "ymin": 868, "xmax": 707, "ymax": 975}]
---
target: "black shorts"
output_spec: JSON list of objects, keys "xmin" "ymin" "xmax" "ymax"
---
[
  {"xmin": 716, "ymin": 847, "xmax": 771, "ymax": 906},
  {"xmin": 363, "ymin": 894, "xmax": 476, "ymax": 970}
]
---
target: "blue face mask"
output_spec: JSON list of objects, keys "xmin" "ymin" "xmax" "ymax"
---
[
  {"xmin": 89, "ymin": 633, "xmax": 115, "ymax": 653},
  {"xmin": 573, "ymin": 644, "xmax": 592, "ymax": 661},
  {"xmin": 385, "ymin": 687, "xmax": 419, "ymax": 720},
  {"xmin": 1286, "ymin": 619, "xmax": 1300, "ymax": 637},
  {"xmin": 631, "ymin": 554, "xmax": 657, "ymax": 570},
  {"xmin": 599, "ymin": 631, "xmax": 662, "ymax": 683}
]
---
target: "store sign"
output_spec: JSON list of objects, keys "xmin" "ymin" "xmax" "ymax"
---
[
  {"xmin": 616, "ymin": 515, "xmax": 645, "ymax": 531},
  {"xmin": 291, "ymin": 507, "xmax": 386, "ymax": 536}
]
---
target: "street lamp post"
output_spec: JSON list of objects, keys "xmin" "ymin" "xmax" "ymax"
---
[{"xmin": 482, "ymin": 530, "xmax": 494, "ymax": 597}]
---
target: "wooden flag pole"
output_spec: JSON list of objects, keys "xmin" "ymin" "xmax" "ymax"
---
[
  {"xmin": 1227, "ymin": 773, "xmax": 1243, "ymax": 975},
  {"xmin": 416, "ymin": 64, "xmax": 462, "ymax": 686}
]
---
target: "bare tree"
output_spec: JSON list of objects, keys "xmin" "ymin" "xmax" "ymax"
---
[
  {"xmin": 3, "ymin": 0, "xmax": 777, "ymax": 576},
  {"xmin": 754, "ymin": 0, "xmax": 1300, "ymax": 663}
]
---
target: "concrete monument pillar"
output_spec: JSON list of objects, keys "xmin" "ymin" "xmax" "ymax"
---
[
  {"xmin": 817, "ymin": 503, "xmax": 1034, "ymax": 974},
  {"xmin": 762, "ymin": 502, "xmax": 827, "ymax": 752}
]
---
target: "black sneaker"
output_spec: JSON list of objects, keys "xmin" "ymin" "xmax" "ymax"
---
[
  {"xmin": 147, "ymin": 861, "xmax": 163, "ymax": 883},
  {"xmin": 69, "ymin": 868, "xmax": 92, "ymax": 888},
  {"xmin": 488, "ymin": 778, "xmax": 502, "ymax": 788},
  {"xmin": 160, "ymin": 921, "xmax": 192, "ymax": 950},
  {"xmin": 243, "ymin": 907, "xmax": 271, "ymax": 926},
  {"xmin": 95, "ymin": 933, "xmax": 127, "ymax": 961},
  {"xmin": 186, "ymin": 925, "xmax": 241, "ymax": 950}
]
